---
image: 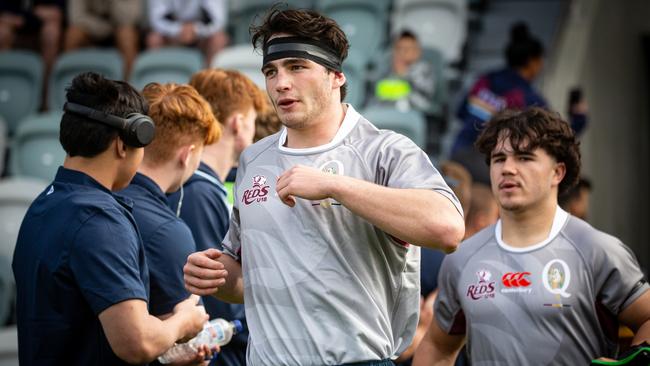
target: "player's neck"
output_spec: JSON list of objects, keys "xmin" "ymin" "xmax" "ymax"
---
[
  {"xmin": 138, "ymin": 162, "xmax": 183, "ymax": 194},
  {"xmin": 202, "ymin": 138, "xmax": 235, "ymax": 182},
  {"xmin": 64, "ymin": 154, "xmax": 120, "ymax": 191},
  {"xmin": 500, "ymin": 199, "xmax": 558, "ymax": 247},
  {"xmin": 284, "ymin": 103, "xmax": 346, "ymax": 149}
]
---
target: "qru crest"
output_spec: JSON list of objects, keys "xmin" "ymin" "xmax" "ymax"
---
[{"xmin": 542, "ymin": 259, "xmax": 571, "ymax": 298}]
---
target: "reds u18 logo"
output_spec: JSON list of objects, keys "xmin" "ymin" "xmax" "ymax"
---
[{"xmin": 242, "ymin": 175, "xmax": 270, "ymax": 205}]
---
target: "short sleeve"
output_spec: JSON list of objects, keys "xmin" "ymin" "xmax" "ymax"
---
[
  {"xmin": 593, "ymin": 237, "xmax": 649, "ymax": 314},
  {"xmin": 374, "ymin": 133, "xmax": 463, "ymax": 216},
  {"xmin": 222, "ymin": 207, "xmax": 242, "ymax": 261},
  {"xmin": 69, "ymin": 209, "xmax": 148, "ymax": 315},
  {"xmin": 434, "ymin": 254, "xmax": 466, "ymax": 335},
  {"xmin": 145, "ymin": 220, "xmax": 196, "ymax": 316}
]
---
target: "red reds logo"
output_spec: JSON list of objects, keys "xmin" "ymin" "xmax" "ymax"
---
[
  {"xmin": 466, "ymin": 270, "xmax": 496, "ymax": 301},
  {"xmin": 502, "ymin": 272, "xmax": 531, "ymax": 287},
  {"xmin": 242, "ymin": 175, "xmax": 270, "ymax": 205}
]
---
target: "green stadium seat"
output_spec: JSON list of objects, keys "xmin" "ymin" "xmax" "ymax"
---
[
  {"xmin": 10, "ymin": 112, "xmax": 65, "ymax": 182},
  {"xmin": 0, "ymin": 50, "xmax": 43, "ymax": 134},
  {"xmin": 131, "ymin": 47, "xmax": 204, "ymax": 91},
  {"xmin": 49, "ymin": 48, "xmax": 123, "ymax": 110}
]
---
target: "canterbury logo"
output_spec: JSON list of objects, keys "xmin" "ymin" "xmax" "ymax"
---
[{"xmin": 502, "ymin": 272, "xmax": 531, "ymax": 287}]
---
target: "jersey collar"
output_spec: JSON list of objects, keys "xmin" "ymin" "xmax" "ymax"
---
[
  {"xmin": 495, "ymin": 206, "xmax": 569, "ymax": 253},
  {"xmin": 277, "ymin": 103, "xmax": 360, "ymax": 155}
]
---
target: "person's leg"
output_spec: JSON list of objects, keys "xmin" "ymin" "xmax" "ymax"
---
[
  {"xmin": 63, "ymin": 25, "xmax": 91, "ymax": 51},
  {"xmin": 146, "ymin": 31, "xmax": 165, "ymax": 49},
  {"xmin": 0, "ymin": 13, "xmax": 23, "ymax": 49},
  {"xmin": 34, "ymin": 5, "xmax": 62, "ymax": 108},
  {"xmin": 115, "ymin": 25, "xmax": 138, "ymax": 80},
  {"xmin": 200, "ymin": 30, "xmax": 228, "ymax": 66}
]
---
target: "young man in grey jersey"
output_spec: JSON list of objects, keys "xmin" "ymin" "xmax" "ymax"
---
[
  {"xmin": 413, "ymin": 107, "xmax": 650, "ymax": 365},
  {"xmin": 182, "ymin": 7, "xmax": 465, "ymax": 366}
]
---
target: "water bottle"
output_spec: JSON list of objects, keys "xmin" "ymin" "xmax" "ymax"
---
[{"xmin": 157, "ymin": 319, "xmax": 244, "ymax": 364}]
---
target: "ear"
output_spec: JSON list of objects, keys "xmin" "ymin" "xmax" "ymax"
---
[
  {"xmin": 552, "ymin": 162, "xmax": 566, "ymax": 187},
  {"xmin": 332, "ymin": 71, "xmax": 346, "ymax": 89},
  {"xmin": 178, "ymin": 144, "xmax": 196, "ymax": 167},
  {"xmin": 229, "ymin": 113, "xmax": 243, "ymax": 135},
  {"xmin": 115, "ymin": 137, "xmax": 128, "ymax": 159}
]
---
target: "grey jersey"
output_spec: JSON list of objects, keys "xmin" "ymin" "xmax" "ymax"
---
[
  {"xmin": 435, "ymin": 207, "xmax": 649, "ymax": 365},
  {"xmin": 222, "ymin": 105, "xmax": 461, "ymax": 366}
]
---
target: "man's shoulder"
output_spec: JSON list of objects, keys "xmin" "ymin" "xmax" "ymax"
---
[
  {"xmin": 447, "ymin": 225, "xmax": 496, "ymax": 265},
  {"xmin": 561, "ymin": 216, "xmax": 625, "ymax": 254}
]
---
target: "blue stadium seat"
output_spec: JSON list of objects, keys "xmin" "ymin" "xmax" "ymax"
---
[
  {"xmin": 49, "ymin": 48, "xmax": 123, "ymax": 110},
  {"xmin": 0, "ymin": 177, "xmax": 48, "ymax": 326},
  {"xmin": 131, "ymin": 47, "xmax": 203, "ymax": 90},
  {"xmin": 319, "ymin": 0, "xmax": 391, "ymax": 65},
  {"xmin": 392, "ymin": 0, "xmax": 468, "ymax": 63},
  {"xmin": 211, "ymin": 44, "xmax": 265, "ymax": 89},
  {"xmin": 0, "ymin": 50, "xmax": 43, "ymax": 134},
  {"xmin": 362, "ymin": 106, "xmax": 427, "ymax": 148},
  {"xmin": 10, "ymin": 112, "xmax": 65, "ymax": 182}
]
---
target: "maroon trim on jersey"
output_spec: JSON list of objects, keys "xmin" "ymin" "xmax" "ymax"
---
[
  {"xmin": 595, "ymin": 300, "xmax": 619, "ymax": 343},
  {"xmin": 449, "ymin": 309, "xmax": 467, "ymax": 335},
  {"xmin": 389, "ymin": 235, "xmax": 410, "ymax": 248}
]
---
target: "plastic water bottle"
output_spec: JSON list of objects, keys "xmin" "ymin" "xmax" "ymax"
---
[{"xmin": 157, "ymin": 319, "xmax": 244, "ymax": 364}]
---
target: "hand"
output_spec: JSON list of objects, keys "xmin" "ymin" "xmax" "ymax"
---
[
  {"xmin": 184, "ymin": 249, "xmax": 228, "ymax": 296},
  {"xmin": 179, "ymin": 23, "xmax": 197, "ymax": 44},
  {"xmin": 168, "ymin": 344, "xmax": 220, "ymax": 366},
  {"xmin": 276, "ymin": 165, "xmax": 340, "ymax": 207},
  {"xmin": 173, "ymin": 294, "xmax": 209, "ymax": 341}
]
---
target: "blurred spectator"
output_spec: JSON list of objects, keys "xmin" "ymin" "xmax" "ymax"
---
[
  {"xmin": 559, "ymin": 177, "xmax": 592, "ymax": 221},
  {"xmin": 451, "ymin": 22, "xmax": 588, "ymax": 184},
  {"xmin": 0, "ymin": 0, "xmax": 64, "ymax": 107},
  {"xmin": 368, "ymin": 30, "xmax": 436, "ymax": 113},
  {"xmin": 464, "ymin": 183, "xmax": 499, "ymax": 239},
  {"xmin": 147, "ymin": 0, "xmax": 229, "ymax": 66},
  {"xmin": 167, "ymin": 69, "xmax": 266, "ymax": 366},
  {"xmin": 64, "ymin": 0, "xmax": 142, "ymax": 79}
]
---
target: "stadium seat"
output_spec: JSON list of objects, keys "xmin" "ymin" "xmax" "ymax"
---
[
  {"xmin": 391, "ymin": 0, "xmax": 468, "ymax": 63},
  {"xmin": 211, "ymin": 44, "xmax": 265, "ymax": 89},
  {"xmin": 362, "ymin": 106, "xmax": 427, "ymax": 148},
  {"xmin": 342, "ymin": 50, "xmax": 369, "ymax": 108},
  {"xmin": 10, "ymin": 112, "xmax": 65, "ymax": 182},
  {"xmin": 0, "ymin": 177, "xmax": 48, "ymax": 326},
  {"xmin": 229, "ymin": 0, "xmax": 315, "ymax": 45},
  {"xmin": 318, "ymin": 0, "xmax": 391, "ymax": 65},
  {"xmin": 131, "ymin": 47, "xmax": 204, "ymax": 90},
  {"xmin": 49, "ymin": 48, "xmax": 123, "ymax": 110},
  {"xmin": 0, "ymin": 50, "xmax": 43, "ymax": 134}
]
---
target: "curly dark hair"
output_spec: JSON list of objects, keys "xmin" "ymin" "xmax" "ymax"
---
[
  {"xmin": 250, "ymin": 4, "xmax": 350, "ymax": 101},
  {"xmin": 475, "ymin": 107, "xmax": 581, "ymax": 196}
]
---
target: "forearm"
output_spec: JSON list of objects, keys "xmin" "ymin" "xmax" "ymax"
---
[
  {"xmin": 212, "ymin": 254, "xmax": 244, "ymax": 304},
  {"xmin": 412, "ymin": 330, "xmax": 460, "ymax": 366},
  {"xmin": 332, "ymin": 176, "xmax": 464, "ymax": 251}
]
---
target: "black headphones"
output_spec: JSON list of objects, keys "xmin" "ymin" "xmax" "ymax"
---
[{"xmin": 63, "ymin": 102, "xmax": 155, "ymax": 147}]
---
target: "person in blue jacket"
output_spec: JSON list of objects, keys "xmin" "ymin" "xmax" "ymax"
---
[{"xmin": 452, "ymin": 22, "xmax": 588, "ymax": 183}]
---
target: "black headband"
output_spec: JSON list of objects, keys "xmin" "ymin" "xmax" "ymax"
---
[{"xmin": 263, "ymin": 36, "xmax": 342, "ymax": 72}]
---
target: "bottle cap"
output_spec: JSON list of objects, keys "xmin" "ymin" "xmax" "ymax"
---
[{"xmin": 232, "ymin": 319, "xmax": 244, "ymax": 333}]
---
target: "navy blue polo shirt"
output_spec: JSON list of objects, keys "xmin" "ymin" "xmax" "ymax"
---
[
  {"xmin": 168, "ymin": 162, "xmax": 247, "ymax": 366},
  {"xmin": 121, "ymin": 173, "xmax": 195, "ymax": 316},
  {"xmin": 12, "ymin": 167, "xmax": 149, "ymax": 366}
]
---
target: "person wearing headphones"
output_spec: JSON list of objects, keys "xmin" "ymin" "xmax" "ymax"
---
[
  {"xmin": 119, "ymin": 82, "xmax": 221, "ymax": 365},
  {"xmin": 12, "ymin": 72, "xmax": 209, "ymax": 366}
]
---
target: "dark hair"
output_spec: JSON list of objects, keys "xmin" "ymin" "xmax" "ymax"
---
[
  {"xmin": 559, "ymin": 177, "xmax": 592, "ymax": 206},
  {"xmin": 398, "ymin": 30, "xmax": 418, "ymax": 42},
  {"xmin": 60, "ymin": 72, "xmax": 147, "ymax": 157},
  {"xmin": 505, "ymin": 22, "xmax": 544, "ymax": 69},
  {"xmin": 475, "ymin": 107, "xmax": 581, "ymax": 196},
  {"xmin": 250, "ymin": 5, "xmax": 350, "ymax": 101}
]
